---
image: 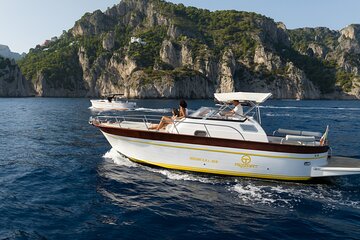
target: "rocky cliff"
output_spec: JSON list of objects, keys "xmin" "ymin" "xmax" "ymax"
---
[
  {"xmin": 0, "ymin": 45, "xmax": 25, "ymax": 61},
  {"xmin": 17, "ymin": 0, "xmax": 360, "ymax": 99},
  {"xmin": 0, "ymin": 56, "xmax": 33, "ymax": 97},
  {"xmin": 289, "ymin": 25, "xmax": 360, "ymax": 99}
]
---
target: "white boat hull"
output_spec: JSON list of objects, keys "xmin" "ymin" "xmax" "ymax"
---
[
  {"xmin": 90, "ymin": 100, "xmax": 136, "ymax": 110},
  {"xmin": 101, "ymin": 131, "xmax": 329, "ymax": 181}
]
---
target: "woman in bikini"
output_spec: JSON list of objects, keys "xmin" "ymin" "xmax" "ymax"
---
[{"xmin": 150, "ymin": 100, "xmax": 188, "ymax": 130}]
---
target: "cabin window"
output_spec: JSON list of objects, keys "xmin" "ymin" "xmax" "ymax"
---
[
  {"xmin": 240, "ymin": 124, "xmax": 258, "ymax": 132},
  {"xmin": 194, "ymin": 130, "xmax": 207, "ymax": 137}
]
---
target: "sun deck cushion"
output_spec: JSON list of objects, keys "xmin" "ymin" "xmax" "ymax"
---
[
  {"xmin": 276, "ymin": 128, "xmax": 322, "ymax": 138},
  {"xmin": 285, "ymin": 135, "xmax": 315, "ymax": 142}
]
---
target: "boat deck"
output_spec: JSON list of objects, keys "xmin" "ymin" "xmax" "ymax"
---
[
  {"xmin": 311, "ymin": 156, "xmax": 360, "ymax": 177},
  {"xmin": 326, "ymin": 156, "xmax": 360, "ymax": 168}
]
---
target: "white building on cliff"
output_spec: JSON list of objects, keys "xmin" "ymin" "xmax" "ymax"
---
[{"xmin": 130, "ymin": 37, "xmax": 146, "ymax": 45}]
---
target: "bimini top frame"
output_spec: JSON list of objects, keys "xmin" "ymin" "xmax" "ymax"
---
[
  {"xmin": 209, "ymin": 91, "xmax": 273, "ymax": 124},
  {"xmin": 214, "ymin": 92, "xmax": 272, "ymax": 104}
]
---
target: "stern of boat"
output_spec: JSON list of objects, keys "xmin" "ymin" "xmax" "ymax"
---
[{"xmin": 311, "ymin": 156, "xmax": 360, "ymax": 177}]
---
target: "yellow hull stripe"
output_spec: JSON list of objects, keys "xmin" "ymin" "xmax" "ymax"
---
[
  {"xmin": 128, "ymin": 157, "xmax": 312, "ymax": 181},
  {"xmin": 106, "ymin": 134, "xmax": 327, "ymax": 161}
]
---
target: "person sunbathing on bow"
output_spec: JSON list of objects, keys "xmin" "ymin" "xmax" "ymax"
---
[
  {"xmin": 149, "ymin": 108, "xmax": 179, "ymax": 130},
  {"xmin": 150, "ymin": 100, "xmax": 188, "ymax": 131}
]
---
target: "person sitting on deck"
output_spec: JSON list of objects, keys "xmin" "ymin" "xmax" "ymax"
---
[
  {"xmin": 149, "ymin": 108, "xmax": 180, "ymax": 130},
  {"xmin": 178, "ymin": 99, "xmax": 188, "ymax": 118},
  {"xmin": 149, "ymin": 100, "xmax": 188, "ymax": 130}
]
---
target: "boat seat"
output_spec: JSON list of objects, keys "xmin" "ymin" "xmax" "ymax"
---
[
  {"xmin": 274, "ymin": 128, "xmax": 322, "ymax": 138},
  {"xmin": 285, "ymin": 135, "xmax": 315, "ymax": 142},
  {"xmin": 281, "ymin": 135, "xmax": 316, "ymax": 146}
]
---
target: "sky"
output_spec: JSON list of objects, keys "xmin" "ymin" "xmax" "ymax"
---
[{"xmin": 1, "ymin": 0, "xmax": 359, "ymax": 54}]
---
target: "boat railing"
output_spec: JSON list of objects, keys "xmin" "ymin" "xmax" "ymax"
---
[
  {"xmin": 89, "ymin": 115, "xmax": 245, "ymax": 140},
  {"xmin": 90, "ymin": 114, "xmax": 162, "ymax": 127}
]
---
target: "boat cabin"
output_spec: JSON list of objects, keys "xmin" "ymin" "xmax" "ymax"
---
[{"xmin": 165, "ymin": 92, "xmax": 271, "ymax": 143}]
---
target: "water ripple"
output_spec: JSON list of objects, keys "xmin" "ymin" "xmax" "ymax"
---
[{"xmin": 0, "ymin": 98, "xmax": 360, "ymax": 239}]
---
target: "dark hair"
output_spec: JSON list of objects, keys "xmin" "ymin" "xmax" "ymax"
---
[
  {"xmin": 179, "ymin": 99, "xmax": 187, "ymax": 108},
  {"xmin": 172, "ymin": 108, "xmax": 179, "ymax": 117}
]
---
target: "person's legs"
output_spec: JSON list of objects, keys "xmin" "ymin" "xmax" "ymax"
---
[
  {"xmin": 148, "ymin": 116, "xmax": 171, "ymax": 130},
  {"xmin": 156, "ymin": 116, "xmax": 172, "ymax": 130},
  {"xmin": 148, "ymin": 123, "xmax": 158, "ymax": 130}
]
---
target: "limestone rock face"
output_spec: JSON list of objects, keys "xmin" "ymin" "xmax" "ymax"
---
[
  {"xmin": 102, "ymin": 31, "xmax": 115, "ymax": 51},
  {"xmin": 339, "ymin": 25, "xmax": 360, "ymax": 41},
  {"xmin": 306, "ymin": 43, "xmax": 326, "ymax": 58},
  {"xmin": 346, "ymin": 80, "xmax": 360, "ymax": 99},
  {"xmin": 283, "ymin": 62, "xmax": 320, "ymax": 99},
  {"xmin": 160, "ymin": 40, "xmax": 180, "ymax": 68},
  {"xmin": 254, "ymin": 45, "xmax": 282, "ymax": 71},
  {"xmin": 0, "ymin": 44, "xmax": 24, "ymax": 61},
  {"xmin": 338, "ymin": 25, "xmax": 360, "ymax": 54},
  {"xmin": 333, "ymin": 25, "xmax": 360, "ymax": 76},
  {"xmin": 167, "ymin": 24, "xmax": 181, "ymax": 39},
  {"xmin": 236, "ymin": 62, "xmax": 320, "ymax": 99},
  {"xmin": 180, "ymin": 42, "xmax": 193, "ymax": 67},
  {"xmin": 256, "ymin": 18, "xmax": 290, "ymax": 47},
  {"xmin": 0, "ymin": 58, "xmax": 33, "ymax": 97},
  {"xmin": 218, "ymin": 50, "xmax": 236, "ymax": 93},
  {"xmin": 72, "ymin": 10, "xmax": 115, "ymax": 37},
  {"xmin": 159, "ymin": 40, "xmax": 194, "ymax": 69},
  {"xmin": 124, "ymin": 72, "xmax": 212, "ymax": 99}
]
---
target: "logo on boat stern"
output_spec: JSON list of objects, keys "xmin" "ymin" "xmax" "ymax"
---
[
  {"xmin": 235, "ymin": 155, "xmax": 258, "ymax": 168},
  {"xmin": 241, "ymin": 155, "xmax": 252, "ymax": 164}
]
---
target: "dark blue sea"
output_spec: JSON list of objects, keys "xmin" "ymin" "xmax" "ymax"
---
[{"xmin": 1, "ymin": 98, "xmax": 360, "ymax": 239}]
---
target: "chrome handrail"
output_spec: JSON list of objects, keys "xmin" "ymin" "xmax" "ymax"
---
[
  {"xmin": 204, "ymin": 124, "xmax": 211, "ymax": 137},
  {"xmin": 90, "ymin": 114, "xmax": 245, "ymax": 140}
]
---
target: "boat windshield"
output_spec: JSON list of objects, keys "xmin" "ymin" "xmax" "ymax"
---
[
  {"xmin": 190, "ymin": 107, "xmax": 223, "ymax": 119},
  {"xmin": 190, "ymin": 105, "xmax": 253, "ymax": 121},
  {"xmin": 114, "ymin": 96, "xmax": 125, "ymax": 101}
]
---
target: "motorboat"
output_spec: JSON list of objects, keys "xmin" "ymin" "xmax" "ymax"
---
[
  {"xmin": 90, "ymin": 94, "xmax": 136, "ymax": 110},
  {"xmin": 89, "ymin": 92, "xmax": 360, "ymax": 181}
]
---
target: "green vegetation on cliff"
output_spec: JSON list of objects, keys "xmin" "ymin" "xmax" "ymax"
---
[
  {"xmin": 289, "ymin": 28, "xmax": 339, "ymax": 53},
  {"xmin": 18, "ymin": 37, "xmax": 83, "ymax": 90},
  {"xmin": 128, "ymin": 26, "xmax": 167, "ymax": 67},
  {"xmin": 0, "ymin": 56, "xmax": 16, "ymax": 81},
  {"xmin": 289, "ymin": 27, "xmax": 360, "ymax": 94},
  {"xmin": 155, "ymin": 1, "xmax": 259, "ymax": 57},
  {"xmin": 277, "ymin": 46, "xmax": 336, "ymax": 93},
  {"xmin": 0, "ymin": 56, "xmax": 12, "ymax": 69}
]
